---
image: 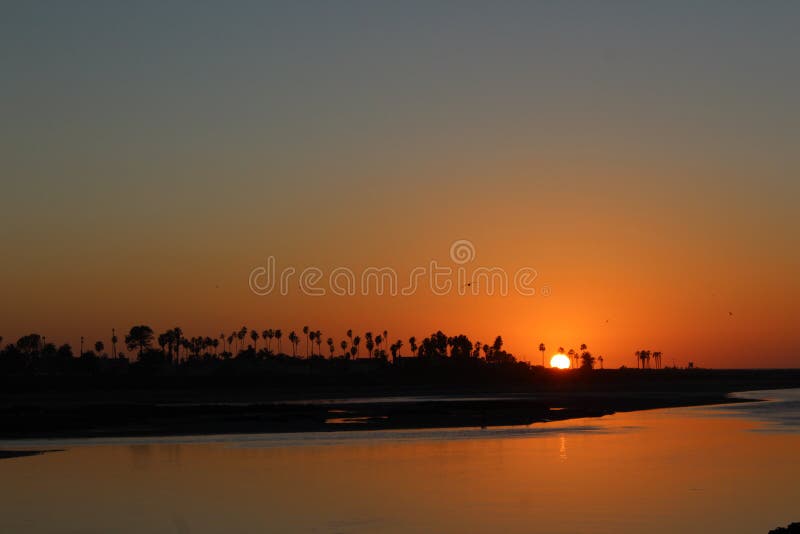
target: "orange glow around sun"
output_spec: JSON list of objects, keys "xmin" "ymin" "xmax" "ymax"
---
[{"xmin": 550, "ymin": 354, "xmax": 571, "ymax": 369}]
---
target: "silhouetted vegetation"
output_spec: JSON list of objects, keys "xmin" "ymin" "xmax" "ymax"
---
[
  {"xmin": 0, "ymin": 326, "xmax": 571, "ymax": 381},
  {"xmin": 4, "ymin": 326, "xmax": 799, "ymax": 401}
]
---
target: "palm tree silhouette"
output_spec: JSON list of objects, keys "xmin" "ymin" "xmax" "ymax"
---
[
  {"xmin": 365, "ymin": 332, "xmax": 374, "ymax": 358},
  {"xmin": 340, "ymin": 340, "xmax": 348, "ymax": 358},
  {"xmin": 539, "ymin": 342, "xmax": 546, "ymax": 366},
  {"xmin": 265, "ymin": 329, "xmax": 275, "ymax": 352},
  {"xmin": 288, "ymin": 331, "xmax": 299, "ymax": 357},
  {"xmin": 314, "ymin": 330, "xmax": 323, "ymax": 357},
  {"xmin": 111, "ymin": 328, "xmax": 118, "ymax": 359},
  {"xmin": 598, "ymin": 355, "xmax": 604, "ymax": 369},
  {"xmin": 94, "ymin": 341, "xmax": 104, "ymax": 355},
  {"xmin": 353, "ymin": 335, "xmax": 361, "ymax": 358},
  {"xmin": 125, "ymin": 325, "xmax": 154, "ymax": 358},
  {"xmin": 568, "ymin": 349, "xmax": 576, "ymax": 368},
  {"xmin": 327, "ymin": 337, "xmax": 334, "ymax": 358},
  {"xmin": 275, "ymin": 329, "xmax": 283, "ymax": 354},
  {"xmin": 172, "ymin": 328, "xmax": 183, "ymax": 363},
  {"xmin": 409, "ymin": 336, "xmax": 417, "ymax": 357},
  {"xmin": 237, "ymin": 327, "xmax": 247, "ymax": 354},
  {"xmin": 303, "ymin": 326, "xmax": 310, "ymax": 358},
  {"xmin": 653, "ymin": 351, "xmax": 662, "ymax": 369},
  {"xmin": 250, "ymin": 329, "xmax": 259, "ymax": 351},
  {"xmin": 157, "ymin": 332, "xmax": 168, "ymax": 359}
]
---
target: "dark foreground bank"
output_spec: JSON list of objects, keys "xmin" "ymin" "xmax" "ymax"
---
[
  {"xmin": 1, "ymin": 369, "xmax": 798, "ymax": 441},
  {"xmin": 0, "ymin": 449, "xmax": 61, "ymax": 460}
]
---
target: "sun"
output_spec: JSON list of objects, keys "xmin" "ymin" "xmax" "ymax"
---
[{"xmin": 550, "ymin": 354, "xmax": 571, "ymax": 369}]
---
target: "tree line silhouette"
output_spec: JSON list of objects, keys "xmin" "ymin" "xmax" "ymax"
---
[{"xmin": 0, "ymin": 328, "xmax": 652, "ymax": 379}]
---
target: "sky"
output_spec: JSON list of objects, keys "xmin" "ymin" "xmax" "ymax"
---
[{"xmin": 1, "ymin": 1, "xmax": 799, "ymax": 367}]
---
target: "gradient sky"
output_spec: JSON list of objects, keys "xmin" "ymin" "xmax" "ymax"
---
[{"xmin": 2, "ymin": 2, "xmax": 798, "ymax": 367}]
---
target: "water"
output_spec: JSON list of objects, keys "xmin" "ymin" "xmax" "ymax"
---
[{"xmin": 1, "ymin": 389, "xmax": 798, "ymax": 533}]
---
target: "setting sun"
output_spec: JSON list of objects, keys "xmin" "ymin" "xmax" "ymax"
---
[{"xmin": 550, "ymin": 354, "xmax": 571, "ymax": 369}]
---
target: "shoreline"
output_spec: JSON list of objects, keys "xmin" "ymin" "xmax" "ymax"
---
[
  {"xmin": 0, "ymin": 449, "xmax": 62, "ymax": 460},
  {"xmin": 0, "ymin": 389, "xmax": 763, "ymax": 444},
  {"xmin": 4, "ymin": 370, "xmax": 798, "ymax": 444}
]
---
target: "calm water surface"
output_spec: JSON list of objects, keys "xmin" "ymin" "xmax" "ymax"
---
[{"xmin": 1, "ymin": 389, "xmax": 798, "ymax": 533}]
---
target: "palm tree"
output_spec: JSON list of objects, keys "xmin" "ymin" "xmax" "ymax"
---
[
  {"xmin": 353, "ymin": 335, "xmax": 361, "ymax": 358},
  {"xmin": 558, "ymin": 346, "xmax": 565, "ymax": 355},
  {"xmin": 157, "ymin": 332, "xmax": 169, "ymax": 358},
  {"xmin": 125, "ymin": 325, "xmax": 154, "ymax": 358},
  {"xmin": 173, "ymin": 327, "xmax": 183, "ymax": 363},
  {"xmin": 471, "ymin": 340, "xmax": 482, "ymax": 358},
  {"xmin": 409, "ymin": 336, "xmax": 417, "ymax": 357},
  {"xmin": 568, "ymin": 349, "xmax": 576, "ymax": 368},
  {"xmin": 653, "ymin": 351, "xmax": 662, "ymax": 369},
  {"xmin": 309, "ymin": 331, "xmax": 317, "ymax": 356},
  {"xmin": 315, "ymin": 330, "xmax": 322, "ymax": 357},
  {"xmin": 288, "ymin": 331, "xmax": 299, "ymax": 357},
  {"xmin": 250, "ymin": 329, "xmax": 259, "ymax": 351},
  {"xmin": 365, "ymin": 332, "xmax": 374, "ymax": 358},
  {"xmin": 394, "ymin": 339, "xmax": 404, "ymax": 361},
  {"xmin": 94, "ymin": 341, "xmax": 104, "ymax": 355},
  {"xmin": 340, "ymin": 340, "xmax": 348, "ymax": 358},
  {"xmin": 275, "ymin": 329, "xmax": 283, "ymax": 354},
  {"xmin": 326, "ymin": 337, "xmax": 334, "ymax": 358},
  {"xmin": 265, "ymin": 329, "xmax": 275, "ymax": 352},
  {"xmin": 111, "ymin": 328, "xmax": 118, "ymax": 358},
  {"xmin": 538, "ymin": 343, "xmax": 546, "ymax": 366},
  {"xmin": 220, "ymin": 333, "xmax": 226, "ymax": 354},
  {"xmin": 639, "ymin": 350, "xmax": 650, "ymax": 369},
  {"xmin": 635, "ymin": 350, "xmax": 640, "ymax": 369},
  {"xmin": 237, "ymin": 327, "xmax": 247, "ymax": 354},
  {"xmin": 598, "ymin": 355, "xmax": 604, "ymax": 369},
  {"xmin": 302, "ymin": 326, "xmax": 310, "ymax": 358}
]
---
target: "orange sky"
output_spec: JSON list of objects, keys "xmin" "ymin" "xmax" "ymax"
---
[{"xmin": 1, "ymin": 3, "xmax": 799, "ymax": 367}]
